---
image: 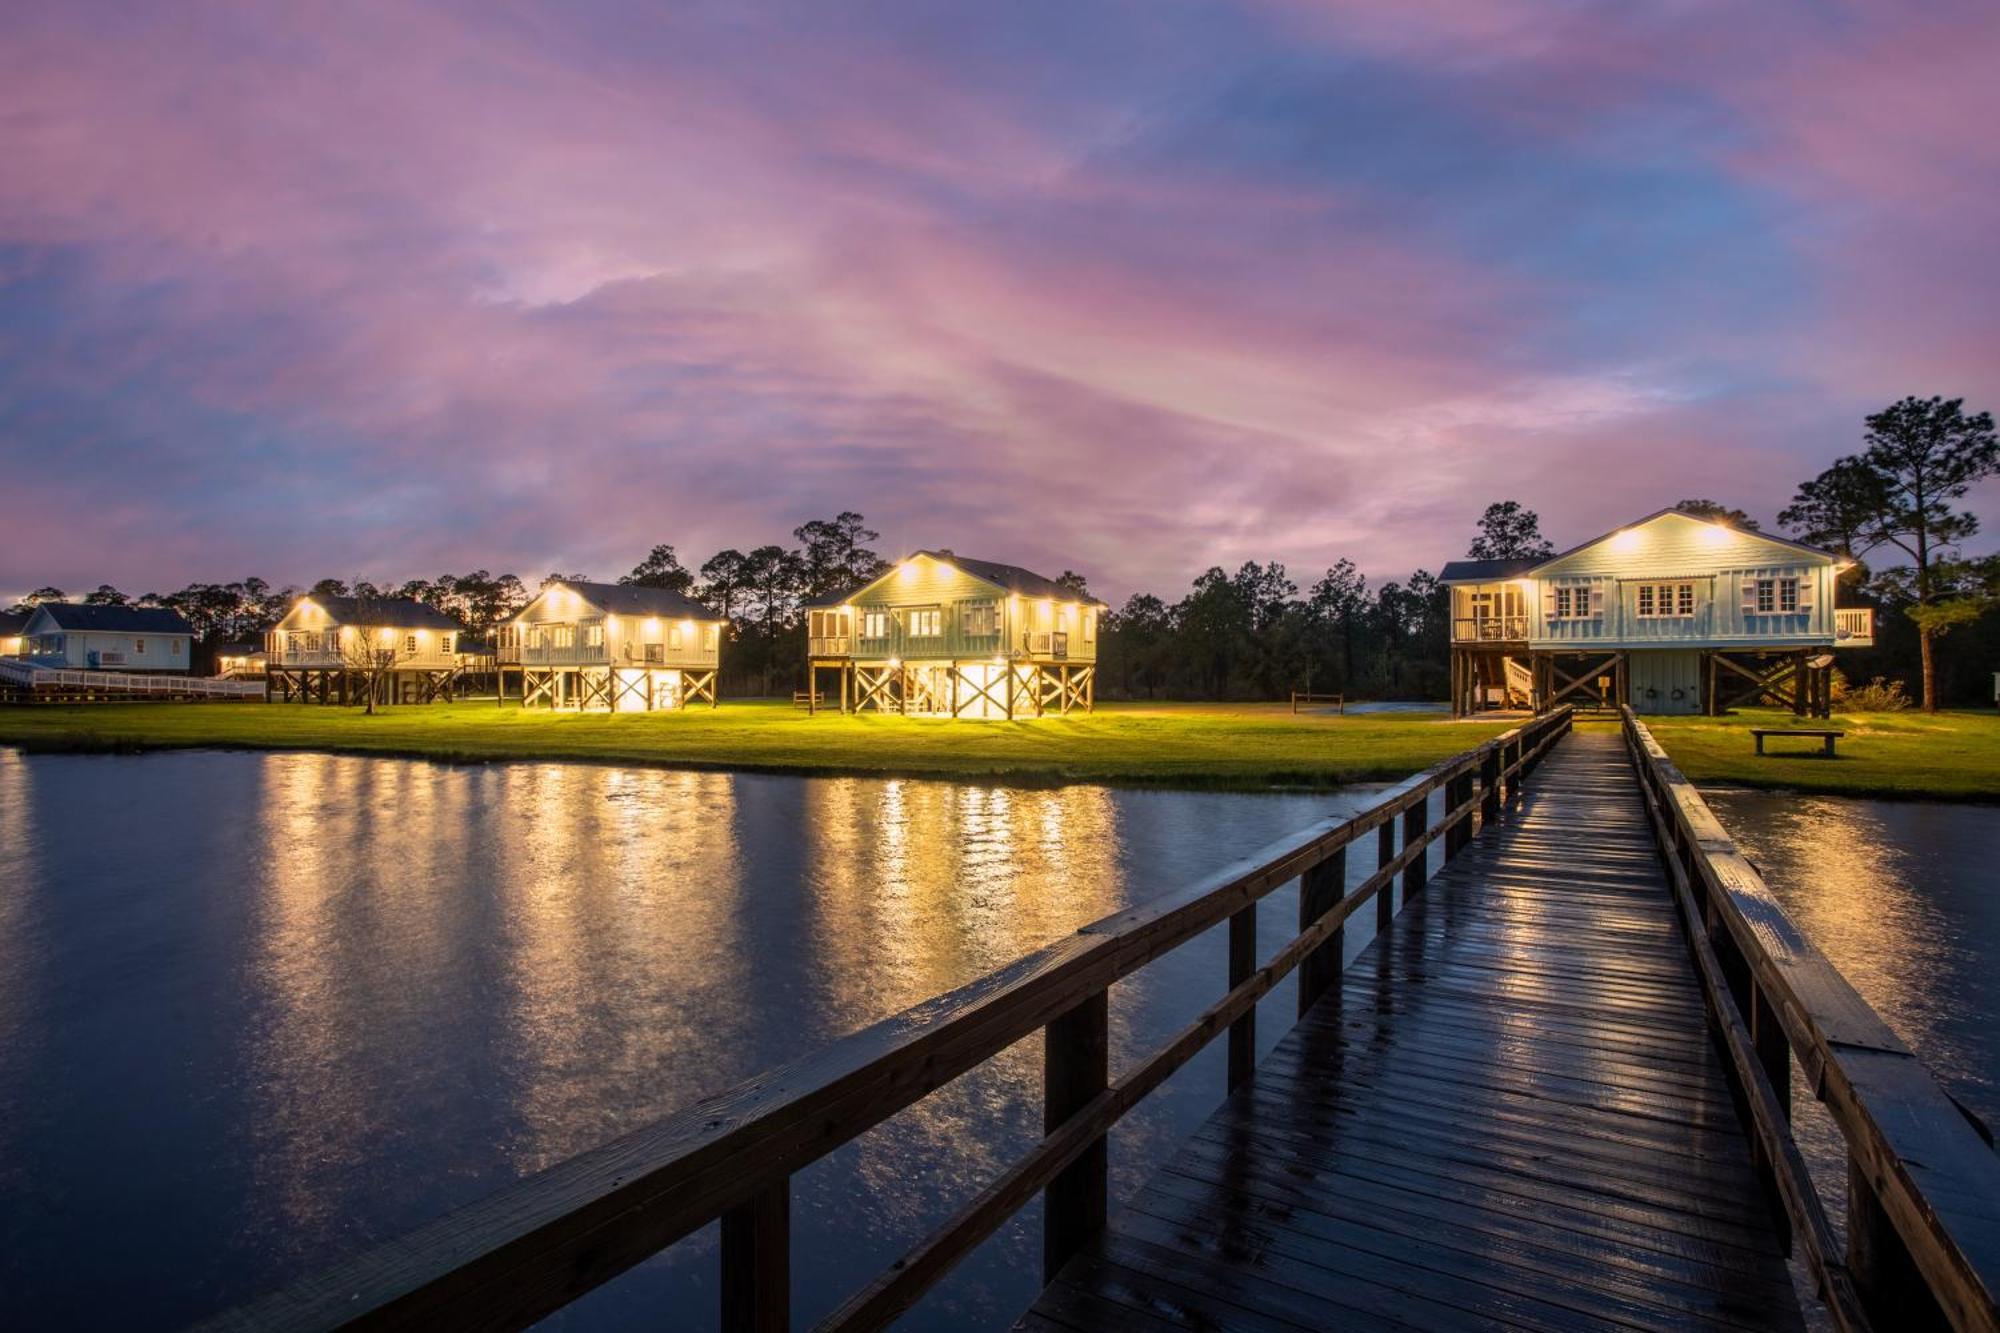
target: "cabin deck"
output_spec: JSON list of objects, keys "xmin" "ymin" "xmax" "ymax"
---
[{"xmin": 1021, "ymin": 730, "xmax": 1804, "ymax": 1332}]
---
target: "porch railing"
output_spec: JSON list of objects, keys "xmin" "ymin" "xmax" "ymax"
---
[
  {"xmin": 200, "ymin": 710, "xmax": 1573, "ymax": 1333},
  {"xmin": 1451, "ymin": 615, "xmax": 1528, "ymax": 642},
  {"xmin": 1835, "ymin": 607, "xmax": 1875, "ymax": 646}
]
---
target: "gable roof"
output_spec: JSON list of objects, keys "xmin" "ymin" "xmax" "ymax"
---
[
  {"xmin": 0, "ymin": 610, "xmax": 28, "ymax": 635},
  {"xmin": 1533, "ymin": 508, "xmax": 1838, "ymax": 570},
  {"xmin": 26, "ymin": 603, "xmax": 195, "ymax": 634},
  {"xmin": 300, "ymin": 595, "xmax": 461, "ymax": 630},
  {"xmin": 542, "ymin": 580, "xmax": 723, "ymax": 621},
  {"xmin": 809, "ymin": 551, "xmax": 1105, "ymax": 608},
  {"xmin": 1439, "ymin": 558, "xmax": 1540, "ymax": 584}
]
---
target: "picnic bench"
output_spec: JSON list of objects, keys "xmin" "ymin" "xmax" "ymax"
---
[
  {"xmin": 1752, "ymin": 727, "xmax": 1844, "ymax": 757},
  {"xmin": 1289, "ymin": 690, "xmax": 1344, "ymax": 714},
  {"xmin": 792, "ymin": 690, "xmax": 826, "ymax": 709}
]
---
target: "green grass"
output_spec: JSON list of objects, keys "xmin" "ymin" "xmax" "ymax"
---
[
  {"xmin": 0, "ymin": 698, "xmax": 1514, "ymax": 790},
  {"xmin": 1637, "ymin": 707, "xmax": 2000, "ymax": 802}
]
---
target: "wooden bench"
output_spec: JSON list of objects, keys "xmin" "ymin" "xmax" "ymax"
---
[
  {"xmin": 792, "ymin": 690, "xmax": 826, "ymax": 709},
  {"xmin": 1752, "ymin": 727, "xmax": 1844, "ymax": 757},
  {"xmin": 1289, "ymin": 691, "xmax": 1344, "ymax": 715}
]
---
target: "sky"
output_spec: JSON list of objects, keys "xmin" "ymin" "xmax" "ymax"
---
[{"xmin": 2, "ymin": 0, "xmax": 1996, "ymax": 605}]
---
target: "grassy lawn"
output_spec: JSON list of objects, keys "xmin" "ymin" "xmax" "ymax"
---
[
  {"xmin": 0, "ymin": 698, "xmax": 1514, "ymax": 790},
  {"xmin": 1637, "ymin": 707, "xmax": 2000, "ymax": 802}
]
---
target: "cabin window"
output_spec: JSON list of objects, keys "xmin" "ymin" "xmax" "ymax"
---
[
  {"xmin": 405, "ymin": 635, "xmax": 418, "ymax": 654},
  {"xmin": 1551, "ymin": 586, "xmax": 1597, "ymax": 619},
  {"xmin": 171, "ymin": 640, "xmax": 181, "ymax": 656},
  {"xmin": 585, "ymin": 623, "xmax": 604, "ymax": 648},
  {"xmin": 441, "ymin": 634, "xmax": 453, "ymax": 654},
  {"xmin": 908, "ymin": 608, "xmax": 942, "ymax": 637},
  {"xmin": 962, "ymin": 602, "xmax": 999, "ymax": 636},
  {"xmin": 1750, "ymin": 577, "xmax": 1800, "ymax": 614},
  {"xmin": 1083, "ymin": 610, "xmax": 1095, "ymax": 642},
  {"xmin": 703, "ymin": 624, "xmax": 719, "ymax": 650},
  {"xmin": 1635, "ymin": 583, "xmax": 1695, "ymax": 618},
  {"xmin": 644, "ymin": 643, "xmax": 663, "ymax": 664},
  {"xmin": 669, "ymin": 625, "xmax": 684, "ymax": 650},
  {"xmin": 552, "ymin": 625, "xmax": 575, "ymax": 649},
  {"xmin": 862, "ymin": 611, "xmax": 890, "ymax": 639},
  {"xmin": 134, "ymin": 639, "xmax": 145, "ymax": 653}
]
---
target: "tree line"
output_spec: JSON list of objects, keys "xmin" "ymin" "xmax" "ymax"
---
[{"xmin": 11, "ymin": 397, "xmax": 1994, "ymax": 706}]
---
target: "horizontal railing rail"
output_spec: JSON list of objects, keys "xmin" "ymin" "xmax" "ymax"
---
[
  {"xmin": 0, "ymin": 660, "xmax": 262, "ymax": 697},
  {"xmin": 1623, "ymin": 708, "xmax": 2000, "ymax": 1333},
  {"xmin": 1451, "ymin": 614, "xmax": 1529, "ymax": 642},
  {"xmin": 200, "ymin": 709, "xmax": 1573, "ymax": 1333}
]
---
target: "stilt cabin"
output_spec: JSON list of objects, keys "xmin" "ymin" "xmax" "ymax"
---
[
  {"xmin": 804, "ymin": 551, "xmax": 1103, "ymax": 716},
  {"xmin": 1443, "ymin": 508, "xmax": 1874, "ymax": 718},
  {"xmin": 21, "ymin": 603, "xmax": 195, "ymax": 672},
  {"xmin": 266, "ymin": 595, "xmax": 464, "ymax": 704},
  {"xmin": 497, "ymin": 581, "xmax": 724, "ymax": 710}
]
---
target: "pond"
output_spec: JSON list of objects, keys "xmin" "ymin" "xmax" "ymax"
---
[
  {"xmin": 0, "ymin": 747, "xmax": 1401, "ymax": 1330},
  {"xmin": 1702, "ymin": 788, "xmax": 2000, "ymax": 1208}
]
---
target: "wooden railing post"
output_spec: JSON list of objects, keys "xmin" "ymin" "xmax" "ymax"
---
[
  {"xmin": 1044, "ymin": 990, "xmax": 1109, "ymax": 1284},
  {"xmin": 1376, "ymin": 820, "xmax": 1396, "ymax": 931},
  {"xmin": 1849, "ymin": 1157, "xmax": 1950, "ymax": 1331},
  {"xmin": 1749, "ymin": 982, "xmax": 1794, "ymax": 1257},
  {"xmin": 1228, "ymin": 904, "xmax": 1257, "ymax": 1090},
  {"xmin": 1479, "ymin": 747, "xmax": 1501, "ymax": 828},
  {"xmin": 1298, "ymin": 849, "xmax": 1345, "ymax": 1019},
  {"xmin": 720, "ymin": 1178, "xmax": 789, "ymax": 1333},
  {"xmin": 1401, "ymin": 799, "xmax": 1427, "ymax": 898}
]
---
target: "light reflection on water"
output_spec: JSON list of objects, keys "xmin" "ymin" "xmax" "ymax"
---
[
  {"xmin": 0, "ymin": 748, "xmax": 1384, "ymax": 1330},
  {"xmin": 1702, "ymin": 788, "xmax": 2000, "ymax": 1226}
]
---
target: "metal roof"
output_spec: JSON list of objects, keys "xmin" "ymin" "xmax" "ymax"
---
[
  {"xmin": 300, "ymin": 595, "xmax": 461, "ymax": 630},
  {"xmin": 808, "ymin": 552, "xmax": 1105, "ymax": 607},
  {"xmin": 548, "ymin": 581, "xmax": 724, "ymax": 621},
  {"xmin": 25, "ymin": 603, "xmax": 195, "ymax": 634},
  {"xmin": 1438, "ymin": 558, "xmax": 1540, "ymax": 584}
]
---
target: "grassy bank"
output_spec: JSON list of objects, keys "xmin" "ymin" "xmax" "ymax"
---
[
  {"xmin": 1638, "ymin": 708, "xmax": 2000, "ymax": 802},
  {"xmin": 0, "ymin": 698, "xmax": 1511, "ymax": 790}
]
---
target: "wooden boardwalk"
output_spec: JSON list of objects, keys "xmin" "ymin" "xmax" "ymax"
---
[{"xmin": 1022, "ymin": 730, "xmax": 1805, "ymax": 1332}]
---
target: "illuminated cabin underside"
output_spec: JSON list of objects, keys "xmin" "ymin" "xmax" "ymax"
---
[
  {"xmin": 502, "ymin": 664, "xmax": 718, "ymax": 711},
  {"xmin": 806, "ymin": 657, "xmax": 1093, "ymax": 717}
]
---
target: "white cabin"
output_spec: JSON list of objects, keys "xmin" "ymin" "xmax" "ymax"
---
[
  {"xmin": 498, "ymin": 581, "xmax": 726, "ymax": 709},
  {"xmin": 1443, "ymin": 509, "xmax": 1873, "ymax": 717},
  {"xmin": 266, "ymin": 595, "xmax": 465, "ymax": 704},
  {"xmin": 20, "ymin": 603, "xmax": 195, "ymax": 672}
]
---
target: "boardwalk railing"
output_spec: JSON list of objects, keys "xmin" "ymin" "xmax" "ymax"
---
[
  {"xmin": 0, "ymin": 659, "xmax": 264, "ymax": 700},
  {"xmin": 201, "ymin": 709, "xmax": 1573, "ymax": 1333},
  {"xmin": 1623, "ymin": 708, "xmax": 2000, "ymax": 1333}
]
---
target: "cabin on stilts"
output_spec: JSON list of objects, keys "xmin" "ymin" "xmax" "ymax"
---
[
  {"xmin": 803, "ymin": 551, "xmax": 1104, "ymax": 717},
  {"xmin": 1443, "ymin": 508, "xmax": 1875, "ymax": 718},
  {"xmin": 497, "ymin": 581, "xmax": 724, "ymax": 710},
  {"xmin": 266, "ymin": 596, "xmax": 464, "ymax": 704}
]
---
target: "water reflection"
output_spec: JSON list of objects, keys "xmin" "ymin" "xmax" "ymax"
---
[{"xmin": 0, "ymin": 747, "xmax": 1350, "ymax": 1330}]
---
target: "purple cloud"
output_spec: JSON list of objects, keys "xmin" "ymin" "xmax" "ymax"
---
[{"xmin": 0, "ymin": 0, "xmax": 1994, "ymax": 601}]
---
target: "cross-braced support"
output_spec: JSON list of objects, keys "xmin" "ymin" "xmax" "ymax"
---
[
  {"xmin": 1707, "ymin": 650, "xmax": 1810, "ymax": 716},
  {"xmin": 680, "ymin": 669, "xmax": 718, "ymax": 709},
  {"xmin": 852, "ymin": 664, "xmax": 902, "ymax": 713}
]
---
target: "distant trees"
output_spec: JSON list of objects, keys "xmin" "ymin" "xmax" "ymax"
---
[
  {"xmin": 6, "ymin": 587, "xmax": 66, "ymax": 614},
  {"xmin": 1783, "ymin": 395, "xmax": 1998, "ymax": 712},
  {"xmin": 620, "ymin": 545, "xmax": 695, "ymax": 594},
  {"xmin": 1673, "ymin": 499, "xmax": 1760, "ymax": 530},
  {"xmin": 1467, "ymin": 501, "xmax": 1555, "ymax": 560}
]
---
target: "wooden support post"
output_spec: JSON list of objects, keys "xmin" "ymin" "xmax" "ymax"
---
[
  {"xmin": 1751, "ymin": 982, "xmax": 1793, "ymax": 1256},
  {"xmin": 1298, "ymin": 849, "xmax": 1344, "ymax": 1019},
  {"xmin": 1848, "ymin": 1154, "xmax": 1949, "ymax": 1332},
  {"xmin": 1376, "ymin": 820, "xmax": 1395, "ymax": 931},
  {"xmin": 719, "ymin": 1178, "xmax": 789, "ymax": 1333},
  {"xmin": 1481, "ymin": 747, "xmax": 1501, "ymax": 826},
  {"xmin": 1401, "ymin": 800, "xmax": 1427, "ymax": 898},
  {"xmin": 1043, "ymin": 991, "xmax": 1108, "ymax": 1284},
  {"xmin": 1227, "ymin": 903, "xmax": 1256, "ymax": 1091}
]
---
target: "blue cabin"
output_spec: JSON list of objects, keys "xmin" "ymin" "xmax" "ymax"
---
[{"xmin": 1441, "ymin": 509, "xmax": 1873, "ymax": 716}]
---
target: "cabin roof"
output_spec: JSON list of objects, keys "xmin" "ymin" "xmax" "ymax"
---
[
  {"xmin": 1439, "ymin": 558, "xmax": 1540, "ymax": 585},
  {"xmin": 0, "ymin": 610, "xmax": 28, "ymax": 634},
  {"xmin": 215, "ymin": 641, "xmax": 265, "ymax": 655},
  {"xmin": 1535, "ymin": 508, "xmax": 1839, "ymax": 569},
  {"xmin": 301, "ymin": 595, "xmax": 460, "ymax": 630},
  {"xmin": 807, "ymin": 551, "xmax": 1105, "ymax": 608},
  {"xmin": 26, "ymin": 603, "xmax": 194, "ymax": 634},
  {"xmin": 551, "ymin": 581, "xmax": 724, "ymax": 621}
]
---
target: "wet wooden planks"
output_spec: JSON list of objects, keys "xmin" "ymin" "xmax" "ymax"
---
[{"xmin": 1021, "ymin": 730, "xmax": 1803, "ymax": 1332}]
